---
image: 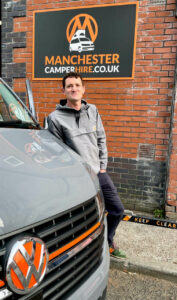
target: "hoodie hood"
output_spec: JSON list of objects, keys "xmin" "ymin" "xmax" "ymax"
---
[
  {"xmin": 56, "ymin": 99, "xmax": 90, "ymax": 127},
  {"xmin": 56, "ymin": 99, "xmax": 89, "ymax": 111}
]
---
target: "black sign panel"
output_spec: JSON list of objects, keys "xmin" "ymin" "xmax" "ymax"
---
[{"xmin": 33, "ymin": 3, "xmax": 138, "ymax": 80}]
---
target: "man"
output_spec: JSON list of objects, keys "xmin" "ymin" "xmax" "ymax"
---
[{"xmin": 47, "ymin": 72, "xmax": 126, "ymax": 258}]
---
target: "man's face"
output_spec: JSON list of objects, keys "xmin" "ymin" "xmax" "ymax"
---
[{"xmin": 63, "ymin": 77, "xmax": 85, "ymax": 102}]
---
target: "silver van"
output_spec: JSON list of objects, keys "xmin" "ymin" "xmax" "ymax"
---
[
  {"xmin": 0, "ymin": 78, "xmax": 109, "ymax": 299},
  {"xmin": 69, "ymin": 37, "xmax": 94, "ymax": 53},
  {"xmin": 69, "ymin": 30, "xmax": 94, "ymax": 53}
]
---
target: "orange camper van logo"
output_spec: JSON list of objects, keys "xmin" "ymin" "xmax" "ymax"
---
[{"xmin": 66, "ymin": 14, "xmax": 98, "ymax": 53}]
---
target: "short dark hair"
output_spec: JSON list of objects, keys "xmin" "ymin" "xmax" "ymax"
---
[{"xmin": 62, "ymin": 72, "xmax": 84, "ymax": 89}]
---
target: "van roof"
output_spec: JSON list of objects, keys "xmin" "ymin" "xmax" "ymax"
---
[{"xmin": 72, "ymin": 29, "xmax": 86, "ymax": 39}]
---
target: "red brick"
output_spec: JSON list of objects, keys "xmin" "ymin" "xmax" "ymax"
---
[
  {"xmin": 156, "ymin": 11, "xmax": 174, "ymax": 17},
  {"xmin": 154, "ymin": 47, "xmax": 172, "ymax": 54},
  {"xmin": 166, "ymin": 4, "xmax": 176, "ymax": 10},
  {"xmin": 165, "ymin": 17, "xmax": 177, "ymax": 23},
  {"xmin": 153, "ymin": 35, "xmax": 172, "ymax": 41},
  {"xmin": 162, "ymin": 65, "xmax": 175, "ymax": 71},
  {"xmin": 165, "ymin": 41, "xmax": 177, "ymax": 47},
  {"xmin": 138, "ymin": 24, "xmax": 154, "ymax": 30},
  {"xmin": 135, "ymin": 77, "xmax": 160, "ymax": 83},
  {"xmin": 162, "ymin": 53, "xmax": 176, "ymax": 59},
  {"xmin": 147, "ymin": 18, "xmax": 165, "ymax": 24},
  {"xmin": 156, "ymin": 145, "xmax": 168, "ymax": 150},
  {"xmin": 137, "ymin": 48, "xmax": 153, "ymax": 54},
  {"xmin": 148, "ymin": 6, "xmax": 165, "ymax": 12},
  {"xmin": 146, "ymin": 42, "xmax": 163, "ymax": 47},
  {"xmin": 135, "ymin": 71, "xmax": 151, "ymax": 77},
  {"xmin": 100, "ymin": 0, "xmax": 114, "ymax": 3},
  {"xmin": 155, "ymin": 23, "xmax": 172, "ymax": 29},
  {"xmin": 165, "ymin": 29, "xmax": 177, "ymax": 35},
  {"xmin": 68, "ymin": 1, "xmax": 83, "ymax": 7},
  {"xmin": 137, "ymin": 36, "xmax": 153, "ymax": 42},
  {"xmin": 151, "ymin": 71, "xmax": 169, "ymax": 77},
  {"xmin": 144, "ymin": 54, "xmax": 162, "ymax": 60},
  {"xmin": 160, "ymin": 77, "xmax": 175, "ymax": 83},
  {"xmin": 147, "ymin": 29, "xmax": 164, "ymax": 35},
  {"xmin": 138, "ymin": 12, "xmax": 156, "ymax": 18},
  {"xmin": 168, "ymin": 200, "xmax": 177, "ymax": 206},
  {"xmin": 167, "ymin": 0, "xmax": 176, "ymax": 4},
  {"xmin": 152, "ymin": 85, "xmax": 169, "ymax": 90},
  {"xmin": 172, "ymin": 34, "xmax": 177, "ymax": 40}
]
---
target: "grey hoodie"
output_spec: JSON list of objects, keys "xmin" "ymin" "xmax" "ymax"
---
[{"xmin": 47, "ymin": 99, "xmax": 108, "ymax": 174}]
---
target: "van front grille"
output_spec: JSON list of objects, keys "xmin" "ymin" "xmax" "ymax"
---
[{"xmin": 0, "ymin": 197, "xmax": 104, "ymax": 299}]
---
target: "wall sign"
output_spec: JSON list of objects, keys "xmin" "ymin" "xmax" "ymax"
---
[{"xmin": 33, "ymin": 3, "xmax": 138, "ymax": 80}]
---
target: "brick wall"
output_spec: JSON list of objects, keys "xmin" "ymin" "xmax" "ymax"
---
[
  {"xmin": 1, "ymin": 0, "xmax": 26, "ymax": 102},
  {"xmin": 1, "ymin": 0, "xmax": 177, "ymax": 217},
  {"xmin": 108, "ymin": 157, "xmax": 166, "ymax": 213}
]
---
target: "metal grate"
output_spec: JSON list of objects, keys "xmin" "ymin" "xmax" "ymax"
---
[
  {"xmin": 138, "ymin": 144, "xmax": 155, "ymax": 160},
  {"xmin": 0, "ymin": 197, "xmax": 104, "ymax": 299},
  {"xmin": 149, "ymin": 0, "xmax": 166, "ymax": 5}
]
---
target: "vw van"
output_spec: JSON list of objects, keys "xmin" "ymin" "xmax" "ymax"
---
[
  {"xmin": 0, "ymin": 78, "xmax": 109, "ymax": 299},
  {"xmin": 69, "ymin": 30, "xmax": 94, "ymax": 53}
]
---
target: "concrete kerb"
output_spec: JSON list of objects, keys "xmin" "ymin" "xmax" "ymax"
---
[{"xmin": 110, "ymin": 255, "xmax": 177, "ymax": 283}]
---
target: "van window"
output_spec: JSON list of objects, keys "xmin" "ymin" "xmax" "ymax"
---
[
  {"xmin": 71, "ymin": 38, "xmax": 79, "ymax": 44},
  {"xmin": 80, "ymin": 38, "xmax": 90, "ymax": 42},
  {"xmin": 0, "ymin": 81, "xmax": 33, "ymax": 123}
]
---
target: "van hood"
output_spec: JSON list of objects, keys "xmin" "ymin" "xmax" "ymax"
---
[{"xmin": 0, "ymin": 128, "xmax": 98, "ymax": 236}]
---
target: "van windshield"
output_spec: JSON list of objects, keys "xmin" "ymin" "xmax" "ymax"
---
[
  {"xmin": 80, "ymin": 38, "xmax": 90, "ymax": 42},
  {"xmin": 0, "ymin": 79, "xmax": 37, "ymax": 128}
]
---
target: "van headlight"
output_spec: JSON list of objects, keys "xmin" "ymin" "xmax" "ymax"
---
[{"xmin": 96, "ymin": 191, "xmax": 105, "ymax": 222}]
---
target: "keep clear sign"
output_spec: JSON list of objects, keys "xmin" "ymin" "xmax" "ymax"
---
[{"xmin": 33, "ymin": 2, "xmax": 139, "ymax": 80}]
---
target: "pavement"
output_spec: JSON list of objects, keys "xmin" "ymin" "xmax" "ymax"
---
[{"xmin": 110, "ymin": 211, "xmax": 177, "ymax": 283}]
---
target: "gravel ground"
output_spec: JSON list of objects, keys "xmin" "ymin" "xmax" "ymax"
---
[{"xmin": 107, "ymin": 268, "xmax": 177, "ymax": 300}]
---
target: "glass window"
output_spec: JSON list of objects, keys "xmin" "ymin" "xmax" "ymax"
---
[
  {"xmin": 80, "ymin": 38, "xmax": 90, "ymax": 42},
  {"xmin": 0, "ymin": 80, "xmax": 33, "ymax": 123},
  {"xmin": 71, "ymin": 38, "xmax": 79, "ymax": 44}
]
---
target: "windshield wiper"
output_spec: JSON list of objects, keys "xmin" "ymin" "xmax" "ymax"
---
[{"xmin": 0, "ymin": 120, "xmax": 40, "ymax": 128}]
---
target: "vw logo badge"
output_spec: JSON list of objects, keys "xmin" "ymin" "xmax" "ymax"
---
[{"xmin": 5, "ymin": 236, "xmax": 48, "ymax": 294}]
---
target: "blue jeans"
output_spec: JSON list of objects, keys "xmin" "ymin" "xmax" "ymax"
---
[{"xmin": 98, "ymin": 172, "xmax": 124, "ymax": 246}]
